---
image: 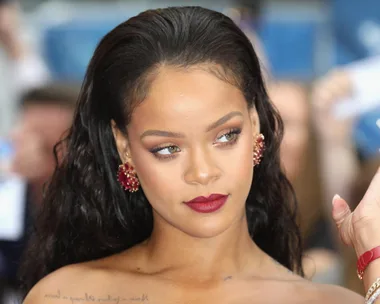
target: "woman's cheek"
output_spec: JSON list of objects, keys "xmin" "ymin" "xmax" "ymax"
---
[{"xmin": 135, "ymin": 156, "xmax": 182, "ymax": 195}]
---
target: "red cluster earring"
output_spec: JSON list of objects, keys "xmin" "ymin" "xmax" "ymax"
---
[
  {"xmin": 117, "ymin": 162, "xmax": 140, "ymax": 192},
  {"xmin": 253, "ymin": 134, "xmax": 265, "ymax": 166}
]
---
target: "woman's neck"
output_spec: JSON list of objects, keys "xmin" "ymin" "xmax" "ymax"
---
[{"xmin": 139, "ymin": 213, "xmax": 265, "ymax": 282}]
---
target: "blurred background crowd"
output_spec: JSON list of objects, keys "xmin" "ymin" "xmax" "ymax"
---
[{"xmin": 0, "ymin": 0, "xmax": 380, "ymax": 303}]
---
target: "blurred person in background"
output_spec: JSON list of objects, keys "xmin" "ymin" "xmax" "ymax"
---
[
  {"xmin": 269, "ymin": 82, "xmax": 341, "ymax": 284},
  {"xmin": 230, "ymin": 0, "xmax": 341, "ymax": 284},
  {"xmin": 312, "ymin": 57, "xmax": 380, "ymax": 244},
  {"xmin": 0, "ymin": 0, "xmax": 49, "ymax": 91},
  {"xmin": 312, "ymin": 0, "xmax": 380, "ymax": 209},
  {"xmin": 312, "ymin": 30, "xmax": 380, "ymax": 295},
  {"xmin": 1, "ymin": 1, "xmax": 48, "ymax": 301},
  {"xmin": 0, "ymin": 83, "xmax": 78, "ymax": 303},
  {"xmin": 0, "ymin": 0, "xmax": 50, "ymax": 137},
  {"xmin": 9, "ymin": 84, "xmax": 78, "ymax": 205},
  {"xmin": 311, "ymin": 87, "xmax": 380, "ymax": 294},
  {"xmin": 311, "ymin": 0, "xmax": 380, "ymax": 293}
]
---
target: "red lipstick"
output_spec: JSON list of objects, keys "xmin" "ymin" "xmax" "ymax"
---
[{"xmin": 184, "ymin": 194, "xmax": 228, "ymax": 213}]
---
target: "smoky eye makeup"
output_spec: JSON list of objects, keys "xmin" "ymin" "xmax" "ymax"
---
[
  {"xmin": 214, "ymin": 127, "xmax": 242, "ymax": 147},
  {"xmin": 149, "ymin": 144, "xmax": 181, "ymax": 160},
  {"xmin": 147, "ymin": 125, "xmax": 243, "ymax": 160}
]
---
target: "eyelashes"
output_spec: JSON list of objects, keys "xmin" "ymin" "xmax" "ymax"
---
[
  {"xmin": 149, "ymin": 128, "xmax": 242, "ymax": 160},
  {"xmin": 215, "ymin": 128, "xmax": 241, "ymax": 146},
  {"xmin": 149, "ymin": 145, "xmax": 180, "ymax": 160}
]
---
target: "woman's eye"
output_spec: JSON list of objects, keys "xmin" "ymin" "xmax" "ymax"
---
[
  {"xmin": 156, "ymin": 146, "xmax": 180, "ymax": 155},
  {"xmin": 216, "ymin": 128, "xmax": 242, "ymax": 144},
  {"xmin": 150, "ymin": 145, "xmax": 181, "ymax": 159},
  {"xmin": 217, "ymin": 132, "xmax": 236, "ymax": 143}
]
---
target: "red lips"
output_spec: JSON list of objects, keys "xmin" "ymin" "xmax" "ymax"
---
[{"xmin": 184, "ymin": 194, "xmax": 228, "ymax": 213}]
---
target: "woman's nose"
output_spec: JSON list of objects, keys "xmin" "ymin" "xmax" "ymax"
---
[{"xmin": 183, "ymin": 147, "xmax": 221, "ymax": 186}]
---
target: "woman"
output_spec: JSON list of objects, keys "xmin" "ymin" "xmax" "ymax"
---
[{"xmin": 20, "ymin": 7, "xmax": 375, "ymax": 303}]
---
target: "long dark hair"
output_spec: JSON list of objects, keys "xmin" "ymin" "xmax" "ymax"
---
[{"xmin": 19, "ymin": 6, "xmax": 303, "ymax": 296}]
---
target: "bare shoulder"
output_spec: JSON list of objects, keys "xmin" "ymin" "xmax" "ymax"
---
[
  {"xmin": 23, "ymin": 256, "xmax": 139, "ymax": 304},
  {"xmin": 23, "ymin": 263, "xmax": 100, "ymax": 304},
  {"xmin": 22, "ymin": 263, "xmax": 80, "ymax": 303},
  {"xmin": 303, "ymin": 282, "xmax": 364, "ymax": 304},
  {"xmin": 269, "ymin": 275, "xmax": 364, "ymax": 304}
]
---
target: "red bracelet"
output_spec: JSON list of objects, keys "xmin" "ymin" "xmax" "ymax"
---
[{"xmin": 357, "ymin": 245, "xmax": 380, "ymax": 280}]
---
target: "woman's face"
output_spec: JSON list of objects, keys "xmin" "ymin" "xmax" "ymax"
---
[{"xmin": 114, "ymin": 66, "xmax": 260, "ymax": 238}]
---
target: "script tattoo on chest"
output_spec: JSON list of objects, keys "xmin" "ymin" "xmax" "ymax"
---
[{"xmin": 44, "ymin": 290, "xmax": 149, "ymax": 304}]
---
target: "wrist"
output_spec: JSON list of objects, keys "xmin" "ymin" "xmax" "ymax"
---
[
  {"xmin": 354, "ymin": 225, "xmax": 380, "ymax": 257},
  {"xmin": 363, "ymin": 259, "xmax": 380, "ymax": 292}
]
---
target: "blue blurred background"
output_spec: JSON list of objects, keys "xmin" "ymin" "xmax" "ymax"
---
[
  {"xmin": 37, "ymin": 0, "xmax": 380, "ymax": 81},
  {"xmin": 2, "ymin": 0, "xmax": 380, "ymax": 135}
]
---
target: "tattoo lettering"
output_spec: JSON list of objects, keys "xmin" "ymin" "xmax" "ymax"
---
[{"xmin": 44, "ymin": 290, "xmax": 149, "ymax": 303}]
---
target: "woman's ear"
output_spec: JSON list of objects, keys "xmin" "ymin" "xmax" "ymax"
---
[{"xmin": 111, "ymin": 120, "xmax": 132, "ymax": 164}]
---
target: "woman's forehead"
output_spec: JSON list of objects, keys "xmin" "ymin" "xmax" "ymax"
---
[
  {"xmin": 125, "ymin": 68, "xmax": 249, "ymax": 136},
  {"xmin": 131, "ymin": 67, "xmax": 247, "ymax": 119}
]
